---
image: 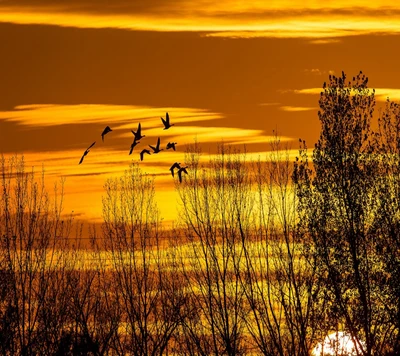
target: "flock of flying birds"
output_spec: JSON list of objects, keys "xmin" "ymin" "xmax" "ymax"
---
[{"xmin": 79, "ymin": 112, "xmax": 189, "ymax": 183}]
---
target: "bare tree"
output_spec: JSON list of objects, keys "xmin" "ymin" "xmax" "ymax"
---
[
  {"xmin": 101, "ymin": 162, "xmax": 184, "ymax": 355},
  {"xmin": 240, "ymin": 134, "xmax": 322, "ymax": 356},
  {"xmin": 176, "ymin": 143, "xmax": 249, "ymax": 355},
  {"xmin": 56, "ymin": 237, "xmax": 121, "ymax": 356},
  {"xmin": 0, "ymin": 155, "xmax": 75, "ymax": 354}
]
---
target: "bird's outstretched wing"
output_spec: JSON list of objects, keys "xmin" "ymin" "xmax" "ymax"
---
[
  {"xmin": 140, "ymin": 149, "xmax": 150, "ymax": 161},
  {"xmin": 169, "ymin": 162, "xmax": 181, "ymax": 177},
  {"xmin": 129, "ymin": 139, "xmax": 139, "ymax": 155},
  {"xmin": 101, "ymin": 126, "xmax": 112, "ymax": 141},
  {"xmin": 168, "ymin": 142, "xmax": 176, "ymax": 151},
  {"xmin": 177, "ymin": 167, "xmax": 188, "ymax": 182},
  {"xmin": 79, "ymin": 142, "xmax": 96, "ymax": 165}
]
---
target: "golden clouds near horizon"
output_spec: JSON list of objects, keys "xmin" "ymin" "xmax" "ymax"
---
[
  {"xmin": 0, "ymin": 103, "xmax": 291, "ymax": 147},
  {"xmin": 0, "ymin": 3, "xmax": 400, "ymax": 38},
  {"xmin": 1, "ymin": 103, "xmax": 296, "ymax": 224},
  {"xmin": 0, "ymin": 104, "xmax": 220, "ymax": 222},
  {"xmin": 2, "ymin": 147, "xmax": 300, "ymax": 225}
]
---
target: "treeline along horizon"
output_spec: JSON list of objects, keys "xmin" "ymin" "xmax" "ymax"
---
[{"xmin": 0, "ymin": 71, "xmax": 398, "ymax": 355}]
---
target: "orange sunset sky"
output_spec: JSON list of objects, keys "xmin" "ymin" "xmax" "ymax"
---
[{"xmin": 1, "ymin": 1, "xmax": 400, "ymax": 226}]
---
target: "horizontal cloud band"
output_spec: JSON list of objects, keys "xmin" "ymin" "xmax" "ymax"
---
[{"xmin": 1, "ymin": 3, "xmax": 400, "ymax": 38}]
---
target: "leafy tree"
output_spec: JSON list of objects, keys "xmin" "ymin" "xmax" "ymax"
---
[
  {"xmin": 293, "ymin": 71, "xmax": 399, "ymax": 355},
  {"xmin": 370, "ymin": 99, "xmax": 400, "ymax": 353}
]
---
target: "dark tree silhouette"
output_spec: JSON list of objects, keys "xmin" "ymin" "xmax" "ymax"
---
[
  {"xmin": 240, "ymin": 134, "xmax": 322, "ymax": 356},
  {"xmin": 101, "ymin": 162, "xmax": 184, "ymax": 355},
  {"xmin": 293, "ymin": 71, "xmax": 399, "ymax": 355},
  {"xmin": 0, "ymin": 155, "xmax": 76, "ymax": 354},
  {"xmin": 176, "ymin": 143, "xmax": 248, "ymax": 356},
  {"xmin": 3, "ymin": 72, "xmax": 400, "ymax": 355},
  {"xmin": 370, "ymin": 99, "xmax": 400, "ymax": 353}
]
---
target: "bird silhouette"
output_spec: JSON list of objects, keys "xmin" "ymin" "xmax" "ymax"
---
[
  {"xmin": 132, "ymin": 123, "xmax": 145, "ymax": 141},
  {"xmin": 101, "ymin": 126, "xmax": 112, "ymax": 142},
  {"xmin": 140, "ymin": 149, "xmax": 151, "ymax": 161},
  {"xmin": 161, "ymin": 112, "xmax": 174, "ymax": 130},
  {"xmin": 79, "ymin": 141, "xmax": 96, "ymax": 164},
  {"xmin": 149, "ymin": 137, "xmax": 163, "ymax": 153},
  {"xmin": 129, "ymin": 138, "xmax": 140, "ymax": 155},
  {"xmin": 177, "ymin": 166, "xmax": 188, "ymax": 183},
  {"xmin": 166, "ymin": 142, "xmax": 177, "ymax": 151},
  {"xmin": 169, "ymin": 162, "xmax": 181, "ymax": 177}
]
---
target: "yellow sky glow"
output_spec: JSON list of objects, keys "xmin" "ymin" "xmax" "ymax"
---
[
  {"xmin": 1, "ymin": 103, "xmax": 295, "ymax": 225},
  {"xmin": 293, "ymin": 87, "xmax": 400, "ymax": 101},
  {"xmin": 280, "ymin": 106, "xmax": 317, "ymax": 112},
  {"xmin": 0, "ymin": 104, "xmax": 286, "ymax": 148},
  {"xmin": 122, "ymin": 126, "xmax": 292, "ymax": 146},
  {"xmin": 0, "ymin": 104, "xmax": 222, "ymax": 127},
  {"xmin": 7, "ymin": 146, "xmax": 299, "ymax": 225}
]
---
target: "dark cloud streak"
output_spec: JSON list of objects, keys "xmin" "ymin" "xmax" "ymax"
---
[
  {"xmin": 64, "ymin": 171, "xmax": 112, "ymax": 178},
  {"xmin": 1, "ymin": 2, "xmax": 400, "ymax": 19}
]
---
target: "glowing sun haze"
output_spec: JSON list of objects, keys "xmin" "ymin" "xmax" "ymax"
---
[{"xmin": 1, "ymin": 0, "xmax": 399, "ymax": 226}]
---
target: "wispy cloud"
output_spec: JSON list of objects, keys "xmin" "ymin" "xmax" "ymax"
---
[
  {"xmin": 122, "ymin": 126, "xmax": 293, "ymax": 146},
  {"xmin": 304, "ymin": 69, "xmax": 323, "ymax": 75},
  {"xmin": 373, "ymin": 89, "xmax": 400, "ymax": 101},
  {"xmin": 0, "ymin": 104, "xmax": 222, "ymax": 127},
  {"xmin": 259, "ymin": 102, "xmax": 281, "ymax": 107},
  {"xmin": 293, "ymin": 88, "xmax": 323, "ymax": 95},
  {"xmin": 280, "ymin": 106, "xmax": 316, "ymax": 112},
  {"xmin": 303, "ymin": 69, "xmax": 336, "ymax": 76},
  {"xmin": 307, "ymin": 39, "xmax": 341, "ymax": 44},
  {"xmin": 0, "ymin": 104, "xmax": 292, "ymax": 150},
  {"xmin": 291, "ymin": 87, "xmax": 400, "ymax": 102},
  {"xmin": 0, "ymin": 2, "xmax": 400, "ymax": 38}
]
